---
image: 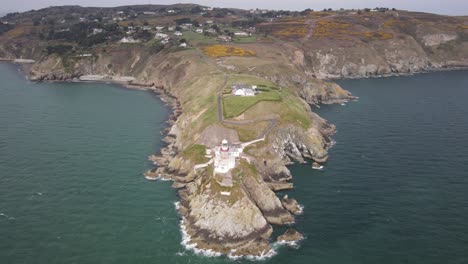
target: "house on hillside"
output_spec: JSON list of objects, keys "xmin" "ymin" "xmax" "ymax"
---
[
  {"xmin": 119, "ymin": 37, "xmax": 140, "ymax": 43},
  {"xmin": 218, "ymin": 35, "xmax": 232, "ymax": 42},
  {"xmin": 155, "ymin": 33, "xmax": 169, "ymax": 39},
  {"xmin": 195, "ymin": 28, "xmax": 203, "ymax": 33},
  {"xmin": 174, "ymin": 31, "xmax": 182, "ymax": 36},
  {"xmin": 232, "ymin": 84, "xmax": 257, "ymax": 96},
  {"xmin": 234, "ymin": 32, "xmax": 249, "ymax": 37}
]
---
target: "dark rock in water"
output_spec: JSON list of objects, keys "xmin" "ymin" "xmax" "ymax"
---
[
  {"xmin": 277, "ymin": 228, "xmax": 304, "ymax": 243},
  {"xmin": 281, "ymin": 195, "xmax": 302, "ymax": 215}
]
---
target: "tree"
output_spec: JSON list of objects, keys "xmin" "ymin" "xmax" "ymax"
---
[
  {"xmin": 191, "ymin": 6, "xmax": 202, "ymax": 13},
  {"xmin": 175, "ymin": 17, "xmax": 192, "ymax": 25}
]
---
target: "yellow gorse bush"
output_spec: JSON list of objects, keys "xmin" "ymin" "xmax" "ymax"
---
[
  {"xmin": 313, "ymin": 19, "xmax": 393, "ymax": 40},
  {"xmin": 203, "ymin": 45, "xmax": 256, "ymax": 57}
]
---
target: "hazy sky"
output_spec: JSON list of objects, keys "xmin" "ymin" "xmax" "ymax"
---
[{"xmin": 1, "ymin": 0, "xmax": 467, "ymax": 16}]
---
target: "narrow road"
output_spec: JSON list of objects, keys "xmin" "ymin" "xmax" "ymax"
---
[{"xmin": 217, "ymin": 74, "xmax": 278, "ymax": 140}]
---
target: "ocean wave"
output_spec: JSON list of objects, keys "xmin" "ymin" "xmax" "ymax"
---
[
  {"xmin": 145, "ymin": 174, "xmax": 171, "ymax": 181},
  {"xmin": 296, "ymin": 204, "xmax": 305, "ymax": 215},
  {"xmin": 0, "ymin": 212, "xmax": 15, "ymax": 221},
  {"xmin": 312, "ymin": 165, "xmax": 324, "ymax": 170},
  {"xmin": 228, "ymin": 248, "xmax": 277, "ymax": 261},
  {"xmin": 179, "ymin": 219, "xmax": 222, "ymax": 257},
  {"xmin": 273, "ymin": 239, "xmax": 302, "ymax": 249}
]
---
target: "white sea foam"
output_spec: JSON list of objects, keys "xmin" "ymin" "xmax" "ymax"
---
[
  {"xmin": 312, "ymin": 165, "xmax": 324, "ymax": 170},
  {"xmin": 228, "ymin": 248, "xmax": 277, "ymax": 261},
  {"xmin": 0, "ymin": 212, "xmax": 15, "ymax": 220},
  {"xmin": 145, "ymin": 174, "xmax": 171, "ymax": 181},
  {"xmin": 273, "ymin": 239, "xmax": 301, "ymax": 249},
  {"xmin": 296, "ymin": 204, "xmax": 305, "ymax": 215},
  {"xmin": 179, "ymin": 219, "xmax": 222, "ymax": 257},
  {"xmin": 144, "ymin": 175, "xmax": 159, "ymax": 181}
]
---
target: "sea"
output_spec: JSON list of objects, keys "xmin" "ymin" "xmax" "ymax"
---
[{"xmin": 1, "ymin": 62, "xmax": 467, "ymax": 264}]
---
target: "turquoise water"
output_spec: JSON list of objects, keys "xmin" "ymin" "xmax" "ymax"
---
[{"xmin": 1, "ymin": 62, "xmax": 468, "ymax": 263}]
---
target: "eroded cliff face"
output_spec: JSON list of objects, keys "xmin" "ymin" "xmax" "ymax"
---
[
  {"xmin": 299, "ymin": 78, "xmax": 355, "ymax": 105},
  {"xmin": 270, "ymin": 116, "xmax": 336, "ymax": 164}
]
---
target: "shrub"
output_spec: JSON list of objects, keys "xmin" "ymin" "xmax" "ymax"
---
[
  {"xmin": 203, "ymin": 45, "xmax": 255, "ymax": 57},
  {"xmin": 46, "ymin": 44, "xmax": 73, "ymax": 55}
]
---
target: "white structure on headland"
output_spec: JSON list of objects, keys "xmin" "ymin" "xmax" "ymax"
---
[
  {"xmin": 232, "ymin": 83, "xmax": 258, "ymax": 96},
  {"xmin": 119, "ymin": 37, "xmax": 140, "ymax": 43},
  {"xmin": 213, "ymin": 139, "xmax": 243, "ymax": 173}
]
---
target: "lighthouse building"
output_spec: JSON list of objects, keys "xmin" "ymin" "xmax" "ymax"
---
[{"xmin": 213, "ymin": 139, "xmax": 243, "ymax": 173}]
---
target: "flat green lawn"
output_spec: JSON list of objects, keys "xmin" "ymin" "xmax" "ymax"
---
[
  {"xmin": 182, "ymin": 31, "xmax": 217, "ymax": 44},
  {"xmin": 223, "ymin": 88, "xmax": 282, "ymax": 118},
  {"xmin": 233, "ymin": 36, "xmax": 258, "ymax": 43}
]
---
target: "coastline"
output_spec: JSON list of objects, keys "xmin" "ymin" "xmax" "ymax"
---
[{"xmin": 6, "ymin": 59, "xmax": 468, "ymax": 259}]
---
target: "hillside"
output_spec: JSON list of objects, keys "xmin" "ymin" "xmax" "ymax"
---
[{"xmin": 1, "ymin": 4, "xmax": 467, "ymax": 258}]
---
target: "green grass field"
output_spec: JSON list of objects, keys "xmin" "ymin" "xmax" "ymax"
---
[
  {"xmin": 181, "ymin": 144, "xmax": 209, "ymax": 164},
  {"xmin": 182, "ymin": 31, "xmax": 217, "ymax": 45},
  {"xmin": 223, "ymin": 88, "xmax": 282, "ymax": 118}
]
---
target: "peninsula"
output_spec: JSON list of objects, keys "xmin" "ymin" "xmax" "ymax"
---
[{"xmin": 1, "ymin": 4, "xmax": 467, "ymax": 257}]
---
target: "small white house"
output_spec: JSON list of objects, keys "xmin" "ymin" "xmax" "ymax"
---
[
  {"xmin": 155, "ymin": 33, "xmax": 169, "ymax": 39},
  {"xmin": 119, "ymin": 37, "xmax": 140, "ymax": 43},
  {"xmin": 155, "ymin": 26, "xmax": 164, "ymax": 31},
  {"xmin": 232, "ymin": 84, "xmax": 257, "ymax": 96},
  {"xmin": 195, "ymin": 28, "xmax": 203, "ymax": 33},
  {"xmin": 142, "ymin": 26, "xmax": 152, "ymax": 31},
  {"xmin": 167, "ymin": 26, "xmax": 175, "ymax": 31},
  {"xmin": 234, "ymin": 32, "xmax": 249, "ymax": 37},
  {"xmin": 218, "ymin": 35, "xmax": 231, "ymax": 42},
  {"xmin": 174, "ymin": 31, "xmax": 182, "ymax": 36},
  {"xmin": 234, "ymin": 88, "xmax": 255, "ymax": 96},
  {"xmin": 167, "ymin": 9, "xmax": 176, "ymax": 13},
  {"xmin": 179, "ymin": 42, "xmax": 187, "ymax": 48}
]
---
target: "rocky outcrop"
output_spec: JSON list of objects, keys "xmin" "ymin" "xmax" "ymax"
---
[
  {"xmin": 299, "ymin": 78, "xmax": 355, "ymax": 105},
  {"xmin": 242, "ymin": 175, "xmax": 294, "ymax": 225},
  {"xmin": 282, "ymin": 195, "xmax": 302, "ymax": 215},
  {"xmin": 177, "ymin": 171, "xmax": 275, "ymax": 256},
  {"xmin": 277, "ymin": 228, "xmax": 304, "ymax": 243},
  {"xmin": 422, "ymin": 34, "xmax": 457, "ymax": 47},
  {"xmin": 271, "ymin": 117, "xmax": 335, "ymax": 163}
]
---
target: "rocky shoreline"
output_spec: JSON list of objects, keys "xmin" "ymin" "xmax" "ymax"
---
[{"xmin": 13, "ymin": 59, "xmax": 468, "ymax": 259}]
